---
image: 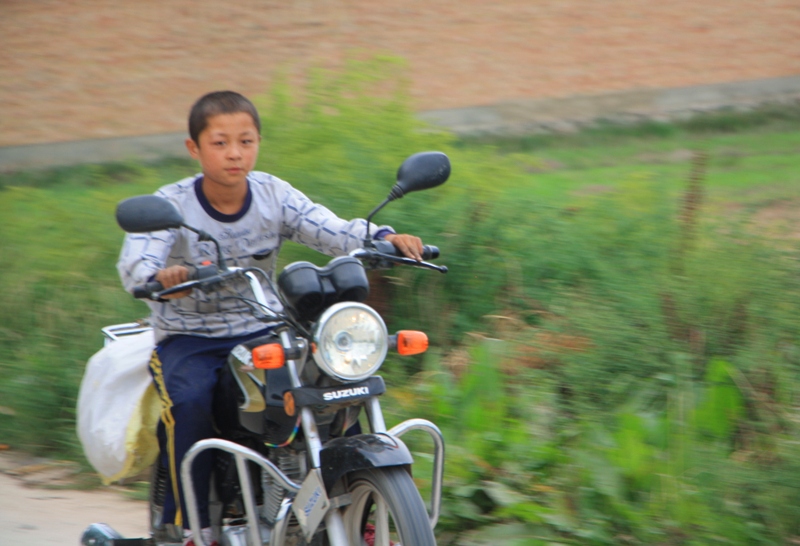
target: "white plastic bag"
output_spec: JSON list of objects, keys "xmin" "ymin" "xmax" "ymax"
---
[{"xmin": 77, "ymin": 328, "xmax": 161, "ymax": 483}]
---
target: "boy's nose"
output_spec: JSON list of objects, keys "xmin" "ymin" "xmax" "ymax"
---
[{"xmin": 227, "ymin": 144, "xmax": 243, "ymax": 159}]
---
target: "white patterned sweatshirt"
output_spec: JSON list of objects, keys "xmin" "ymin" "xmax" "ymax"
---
[{"xmin": 117, "ymin": 172, "xmax": 393, "ymax": 343}]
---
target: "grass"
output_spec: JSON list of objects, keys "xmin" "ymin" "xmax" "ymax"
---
[
  {"xmin": 456, "ymin": 108, "xmax": 800, "ymax": 207},
  {"xmin": 2, "ymin": 60, "xmax": 800, "ymax": 544}
]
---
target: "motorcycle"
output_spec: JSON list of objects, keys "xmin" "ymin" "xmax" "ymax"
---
[{"xmin": 82, "ymin": 151, "xmax": 450, "ymax": 546}]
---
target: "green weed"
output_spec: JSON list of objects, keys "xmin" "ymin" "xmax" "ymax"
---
[{"xmin": 3, "ymin": 59, "xmax": 800, "ymax": 544}]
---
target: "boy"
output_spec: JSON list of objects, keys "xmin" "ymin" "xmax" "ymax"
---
[{"xmin": 117, "ymin": 90, "xmax": 424, "ymax": 546}]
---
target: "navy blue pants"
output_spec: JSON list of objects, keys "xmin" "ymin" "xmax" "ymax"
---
[{"xmin": 149, "ymin": 327, "xmax": 273, "ymax": 529}]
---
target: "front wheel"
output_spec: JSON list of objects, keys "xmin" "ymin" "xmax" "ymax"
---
[{"xmin": 341, "ymin": 467, "xmax": 436, "ymax": 546}]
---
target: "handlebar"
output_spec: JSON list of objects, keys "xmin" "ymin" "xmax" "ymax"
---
[
  {"xmin": 132, "ymin": 281, "xmax": 169, "ymax": 300},
  {"xmin": 132, "ymin": 276, "xmax": 202, "ymax": 301},
  {"xmin": 423, "ymin": 245, "xmax": 440, "ymax": 260},
  {"xmin": 132, "ymin": 242, "xmax": 446, "ymax": 299},
  {"xmin": 370, "ymin": 240, "xmax": 440, "ymax": 260},
  {"xmin": 420, "ymin": 244, "xmax": 439, "ymax": 260},
  {"xmin": 131, "ymin": 264, "xmax": 227, "ymax": 300},
  {"xmin": 352, "ymin": 241, "xmax": 447, "ymax": 273}
]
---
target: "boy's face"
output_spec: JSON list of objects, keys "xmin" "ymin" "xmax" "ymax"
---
[{"xmin": 185, "ymin": 112, "xmax": 261, "ymax": 190}]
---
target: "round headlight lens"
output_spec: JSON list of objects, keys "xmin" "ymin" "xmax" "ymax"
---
[{"xmin": 313, "ymin": 302, "xmax": 388, "ymax": 381}]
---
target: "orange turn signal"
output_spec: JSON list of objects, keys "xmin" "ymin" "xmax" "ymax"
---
[
  {"xmin": 396, "ymin": 330, "xmax": 428, "ymax": 356},
  {"xmin": 252, "ymin": 343, "xmax": 285, "ymax": 369}
]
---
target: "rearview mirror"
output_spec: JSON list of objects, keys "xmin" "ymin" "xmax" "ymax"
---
[
  {"xmin": 391, "ymin": 152, "xmax": 450, "ymax": 199},
  {"xmin": 116, "ymin": 195, "xmax": 184, "ymax": 233},
  {"xmin": 364, "ymin": 151, "xmax": 451, "ymax": 239}
]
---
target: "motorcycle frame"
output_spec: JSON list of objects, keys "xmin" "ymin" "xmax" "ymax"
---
[{"xmin": 179, "ymin": 270, "xmax": 445, "ymax": 546}]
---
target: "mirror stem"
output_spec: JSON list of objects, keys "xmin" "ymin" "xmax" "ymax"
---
[
  {"xmin": 183, "ymin": 224, "xmax": 226, "ymax": 271},
  {"xmin": 364, "ymin": 197, "xmax": 391, "ymax": 246}
]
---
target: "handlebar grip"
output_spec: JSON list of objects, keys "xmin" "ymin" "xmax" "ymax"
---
[
  {"xmin": 132, "ymin": 281, "xmax": 164, "ymax": 299},
  {"xmin": 371, "ymin": 240, "xmax": 440, "ymax": 260},
  {"xmin": 422, "ymin": 245, "xmax": 439, "ymax": 260},
  {"xmin": 131, "ymin": 268, "xmax": 203, "ymax": 300}
]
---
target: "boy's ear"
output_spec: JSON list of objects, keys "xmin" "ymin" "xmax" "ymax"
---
[{"xmin": 185, "ymin": 138, "xmax": 200, "ymax": 159}]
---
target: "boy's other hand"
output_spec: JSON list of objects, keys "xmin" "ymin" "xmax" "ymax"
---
[
  {"xmin": 384, "ymin": 233, "xmax": 424, "ymax": 261},
  {"xmin": 155, "ymin": 265, "xmax": 191, "ymax": 298}
]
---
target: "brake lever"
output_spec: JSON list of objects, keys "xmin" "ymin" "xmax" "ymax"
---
[
  {"xmin": 394, "ymin": 255, "xmax": 448, "ymax": 273},
  {"xmin": 152, "ymin": 279, "xmax": 201, "ymax": 300},
  {"xmin": 152, "ymin": 269, "xmax": 242, "ymax": 300},
  {"xmin": 365, "ymin": 251, "xmax": 448, "ymax": 274}
]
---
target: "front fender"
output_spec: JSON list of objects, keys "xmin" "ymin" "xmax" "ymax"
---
[{"xmin": 319, "ymin": 433, "xmax": 413, "ymax": 491}]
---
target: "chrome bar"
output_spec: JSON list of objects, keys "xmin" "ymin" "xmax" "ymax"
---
[
  {"xmin": 182, "ymin": 438, "xmax": 301, "ymax": 546},
  {"xmin": 277, "ymin": 328, "xmax": 303, "ymax": 390},
  {"xmin": 234, "ymin": 454, "xmax": 263, "ymax": 546},
  {"xmin": 244, "ymin": 270, "xmax": 270, "ymax": 309},
  {"xmin": 364, "ymin": 397, "xmax": 387, "ymax": 433},
  {"xmin": 270, "ymin": 498, "xmax": 293, "ymax": 545},
  {"xmin": 324, "ymin": 508, "xmax": 349, "ymax": 545},
  {"xmin": 100, "ymin": 322, "xmax": 151, "ymax": 344},
  {"xmin": 388, "ymin": 419, "xmax": 445, "ymax": 529},
  {"xmin": 278, "ymin": 328, "xmax": 323, "ymax": 469},
  {"xmin": 301, "ymin": 407, "xmax": 323, "ymax": 468}
]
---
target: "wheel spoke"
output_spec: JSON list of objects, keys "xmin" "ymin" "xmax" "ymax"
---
[{"xmin": 374, "ymin": 494, "xmax": 391, "ymax": 546}]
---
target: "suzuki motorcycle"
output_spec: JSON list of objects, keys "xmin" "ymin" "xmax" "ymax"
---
[{"xmin": 84, "ymin": 151, "xmax": 450, "ymax": 546}]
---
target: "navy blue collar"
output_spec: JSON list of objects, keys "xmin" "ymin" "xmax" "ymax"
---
[{"xmin": 194, "ymin": 176, "xmax": 252, "ymax": 223}]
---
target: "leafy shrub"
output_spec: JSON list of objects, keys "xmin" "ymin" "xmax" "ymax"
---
[{"xmin": 384, "ymin": 160, "xmax": 800, "ymax": 544}]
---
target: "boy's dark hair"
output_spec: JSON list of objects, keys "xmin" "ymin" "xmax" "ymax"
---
[{"xmin": 188, "ymin": 91, "xmax": 261, "ymax": 144}]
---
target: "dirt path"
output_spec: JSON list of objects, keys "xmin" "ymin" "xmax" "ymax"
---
[
  {"xmin": 0, "ymin": 454, "xmax": 147, "ymax": 546},
  {"xmin": 0, "ymin": 471, "xmax": 149, "ymax": 545}
]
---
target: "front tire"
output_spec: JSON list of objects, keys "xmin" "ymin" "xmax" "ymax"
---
[{"xmin": 341, "ymin": 467, "xmax": 436, "ymax": 546}]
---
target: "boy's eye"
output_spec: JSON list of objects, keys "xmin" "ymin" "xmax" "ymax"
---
[{"xmin": 213, "ymin": 141, "xmax": 225, "ymax": 146}]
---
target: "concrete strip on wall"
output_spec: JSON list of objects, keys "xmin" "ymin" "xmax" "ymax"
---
[
  {"xmin": 2, "ymin": 75, "xmax": 800, "ymax": 172},
  {"xmin": 419, "ymin": 75, "xmax": 800, "ymax": 136},
  {"xmin": 0, "ymin": 133, "xmax": 189, "ymax": 173}
]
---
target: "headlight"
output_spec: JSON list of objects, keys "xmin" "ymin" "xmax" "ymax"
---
[{"xmin": 313, "ymin": 302, "xmax": 388, "ymax": 382}]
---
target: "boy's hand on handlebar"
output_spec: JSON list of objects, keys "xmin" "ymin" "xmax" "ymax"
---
[
  {"xmin": 155, "ymin": 265, "xmax": 191, "ymax": 298},
  {"xmin": 384, "ymin": 233, "xmax": 424, "ymax": 261}
]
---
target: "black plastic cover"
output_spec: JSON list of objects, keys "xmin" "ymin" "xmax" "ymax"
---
[
  {"xmin": 320, "ymin": 433, "xmax": 413, "ymax": 490},
  {"xmin": 278, "ymin": 256, "xmax": 369, "ymax": 322},
  {"xmin": 290, "ymin": 377, "xmax": 386, "ymax": 409}
]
